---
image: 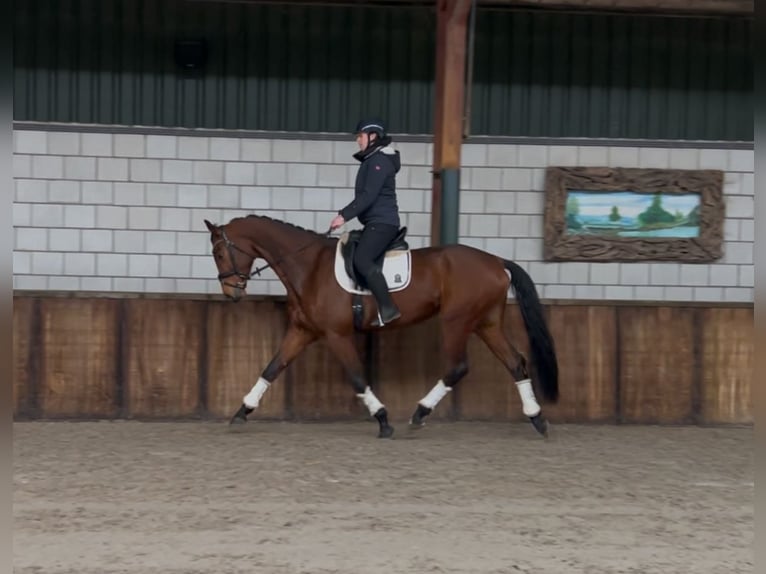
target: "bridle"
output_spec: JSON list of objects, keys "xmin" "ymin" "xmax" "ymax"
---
[
  {"xmin": 213, "ymin": 226, "xmax": 333, "ymax": 291},
  {"xmin": 213, "ymin": 228, "xmax": 257, "ymax": 290}
]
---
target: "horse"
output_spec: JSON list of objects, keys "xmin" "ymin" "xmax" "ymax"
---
[{"xmin": 204, "ymin": 214, "xmax": 559, "ymax": 439}]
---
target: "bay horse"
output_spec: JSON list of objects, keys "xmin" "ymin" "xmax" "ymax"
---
[{"xmin": 204, "ymin": 215, "xmax": 559, "ymax": 439}]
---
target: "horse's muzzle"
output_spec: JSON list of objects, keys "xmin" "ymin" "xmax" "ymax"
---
[{"xmin": 226, "ymin": 286, "xmax": 244, "ymax": 302}]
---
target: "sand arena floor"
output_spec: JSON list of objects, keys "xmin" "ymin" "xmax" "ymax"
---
[{"xmin": 13, "ymin": 420, "xmax": 753, "ymax": 574}]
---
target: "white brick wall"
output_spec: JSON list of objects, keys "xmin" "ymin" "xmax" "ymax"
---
[{"xmin": 12, "ymin": 127, "xmax": 754, "ymax": 302}]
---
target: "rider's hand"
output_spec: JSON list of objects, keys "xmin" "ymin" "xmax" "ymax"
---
[{"xmin": 330, "ymin": 214, "xmax": 345, "ymax": 230}]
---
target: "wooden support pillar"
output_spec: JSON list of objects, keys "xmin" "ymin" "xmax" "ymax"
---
[{"xmin": 430, "ymin": 0, "xmax": 473, "ymax": 247}]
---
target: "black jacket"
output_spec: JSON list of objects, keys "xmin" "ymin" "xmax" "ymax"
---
[{"xmin": 339, "ymin": 138, "xmax": 401, "ymax": 228}]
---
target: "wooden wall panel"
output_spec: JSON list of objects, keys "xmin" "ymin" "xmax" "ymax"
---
[
  {"xmin": 286, "ymin": 337, "xmax": 363, "ymax": 420},
  {"xmin": 124, "ymin": 299, "xmax": 203, "ymax": 418},
  {"xmin": 456, "ymin": 335, "xmax": 515, "ymax": 421},
  {"xmin": 618, "ymin": 307, "xmax": 696, "ymax": 423},
  {"xmin": 38, "ymin": 298, "xmax": 119, "ymax": 418},
  {"xmin": 10, "ymin": 295, "xmax": 755, "ymax": 425},
  {"xmin": 13, "ymin": 297, "xmax": 35, "ymax": 417},
  {"xmin": 375, "ymin": 317, "xmax": 449, "ymax": 422},
  {"xmin": 205, "ymin": 300, "xmax": 287, "ymax": 419},
  {"xmin": 457, "ymin": 304, "xmax": 529, "ymax": 421},
  {"xmin": 545, "ymin": 305, "xmax": 617, "ymax": 423},
  {"xmin": 699, "ymin": 308, "xmax": 753, "ymax": 423}
]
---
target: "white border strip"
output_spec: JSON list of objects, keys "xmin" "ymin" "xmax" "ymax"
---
[{"xmin": 12, "ymin": 121, "xmax": 754, "ymax": 150}]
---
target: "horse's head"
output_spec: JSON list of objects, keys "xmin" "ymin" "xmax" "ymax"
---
[{"xmin": 204, "ymin": 219, "xmax": 255, "ymax": 302}]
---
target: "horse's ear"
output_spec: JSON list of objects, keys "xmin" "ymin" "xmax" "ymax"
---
[{"xmin": 204, "ymin": 219, "xmax": 218, "ymax": 233}]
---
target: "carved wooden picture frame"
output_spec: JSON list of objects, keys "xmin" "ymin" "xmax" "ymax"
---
[{"xmin": 543, "ymin": 166, "xmax": 725, "ymax": 262}]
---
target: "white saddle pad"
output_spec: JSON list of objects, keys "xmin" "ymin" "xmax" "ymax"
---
[{"xmin": 334, "ymin": 233, "xmax": 412, "ymax": 295}]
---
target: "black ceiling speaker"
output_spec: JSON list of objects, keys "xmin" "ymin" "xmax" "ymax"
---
[{"xmin": 174, "ymin": 39, "xmax": 208, "ymax": 74}]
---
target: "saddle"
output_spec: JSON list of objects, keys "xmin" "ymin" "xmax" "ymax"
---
[
  {"xmin": 334, "ymin": 227, "xmax": 412, "ymax": 330},
  {"xmin": 340, "ymin": 227, "xmax": 409, "ymax": 289}
]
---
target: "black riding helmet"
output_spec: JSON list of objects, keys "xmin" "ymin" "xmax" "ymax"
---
[
  {"xmin": 353, "ymin": 118, "xmax": 390, "ymax": 160},
  {"xmin": 354, "ymin": 118, "xmax": 387, "ymax": 138}
]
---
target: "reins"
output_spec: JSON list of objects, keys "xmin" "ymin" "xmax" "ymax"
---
[{"xmin": 214, "ymin": 226, "xmax": 334, "ymax": 289}]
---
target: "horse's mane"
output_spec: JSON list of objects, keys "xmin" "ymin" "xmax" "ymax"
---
[{"xmin": 231, "ymin": 213, "xmax": 335, "ymax": 241}]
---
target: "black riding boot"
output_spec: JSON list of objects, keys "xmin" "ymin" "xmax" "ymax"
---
[{"xmin": 365, "ymin": 268, "xmax": 402, "ymax": 327}]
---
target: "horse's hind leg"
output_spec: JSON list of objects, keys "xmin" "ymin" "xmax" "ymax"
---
[
  {"xmin": 475, "ymin": 319, "xmax": 548, "ymax": 437},
  {"xmin": 409, "ymin": 320, "xmax": 471, "ymax": 428},
  {"xmin": 324, "ymin": 332, "xmax": 394, "ymax": 439}
]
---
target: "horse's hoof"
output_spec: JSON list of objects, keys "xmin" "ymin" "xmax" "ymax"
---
[
  {"xmin": 408, "ymin": 419, "xmax": 426, "ymax": 431},
  {"xmin": 229, "ymin": 404, "xmax": 253, "ymax": 426},
  {"xmin": 408, "ymin": 417, "xmax": 426, "ymax": 431},
  {"xmin": 529, "ymin": 413, "xmax": 549, "ymax": 437},
  {"xmin": 409, "ymin": 404, "xmax": 432, "ymax": 428},
  {"xmin": 373, "ymin": 407, "xmax": 394, "ymax": 439}
]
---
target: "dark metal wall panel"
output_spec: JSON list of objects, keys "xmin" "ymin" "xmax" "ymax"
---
[
  {"xmin": 470, "ymin": 10, "xmax": 753, "ymax": 140},
  {"xmin": 13, "ymin": 1, "xmax": 752, "ymax": 141},
  {"xmin": 13, "ymin": 0, "xmax": 437, "ymax": 134}
]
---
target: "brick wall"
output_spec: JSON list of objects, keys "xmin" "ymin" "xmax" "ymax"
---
[{"xmin": 12, "ymin": 127, "xmax": 754, "ymax": 302}]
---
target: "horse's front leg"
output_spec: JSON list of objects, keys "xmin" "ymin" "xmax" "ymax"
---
[
  {"xmin": 229, "ymin": 325, "xmax": 317, "ymax": 425},
  {"xmin": 324, "ymin": 332, "xmax": 394, "ymax": 439}
]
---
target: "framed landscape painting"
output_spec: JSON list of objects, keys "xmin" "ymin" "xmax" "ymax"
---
[{"xmin": 543, "ymin": 166, "xmax": 725, "ymax": 262}]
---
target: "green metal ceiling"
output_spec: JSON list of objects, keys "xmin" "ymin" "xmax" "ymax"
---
[{"xmin": 13, "ymin": 0, "xmax": 753, "ymax": 141}]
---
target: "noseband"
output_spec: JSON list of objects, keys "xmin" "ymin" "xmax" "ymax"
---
[{"xmin": 214, "ymin": 227, "xmax": 333, "ymax": 290}]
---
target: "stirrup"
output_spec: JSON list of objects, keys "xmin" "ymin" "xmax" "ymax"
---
[{"xmin": 371, "ymin": 307, "xmax": 402, "ymax": 327}]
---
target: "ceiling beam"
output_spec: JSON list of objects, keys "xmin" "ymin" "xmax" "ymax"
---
[
  {"xmin": 478, "ymin": 0, "xmax": 753, "ymax": 16},
  {"xmin": 188, "ymin": 0, "xmax": 753, "ymax": 16}
]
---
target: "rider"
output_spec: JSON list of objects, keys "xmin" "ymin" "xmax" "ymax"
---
[{"xmin": 330, "ymin": 118, "xmax": 403, "ymax": 327}]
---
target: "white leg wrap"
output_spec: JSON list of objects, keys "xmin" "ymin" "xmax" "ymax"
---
[
  {"xmin": 243, "ymin": 377, "xmax": 271, "ymax": 409},
  {"xmin": 515, "ymin": 378, "xmax": 541, "ymax": 417},
  {"xmin": 419, "ymin": 380, "xmax": 452, "ymax": 410},
  {"xmin": 356, "ymin": 386, "xmax": 384, "ymax": 416}
]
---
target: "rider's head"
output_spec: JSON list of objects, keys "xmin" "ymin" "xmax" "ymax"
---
[{"xmin": 354, "ymin": 118, "xmax": 387, "ymax": 151}]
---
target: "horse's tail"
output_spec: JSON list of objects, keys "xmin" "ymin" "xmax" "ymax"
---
[{"xmin": 503, "ymin": 259, "xmax": 559, "ymax": 403}]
